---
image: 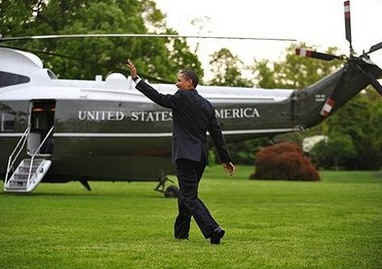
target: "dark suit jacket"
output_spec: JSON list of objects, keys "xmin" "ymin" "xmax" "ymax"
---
[{"xmin": 136, "ymin": 80, "xmax": 232, "ymax": 164}]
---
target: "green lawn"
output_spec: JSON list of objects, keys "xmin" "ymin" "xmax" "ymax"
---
[{"xmin": 1, "ymin": 167, "xmax": 381, "ymax": 269}]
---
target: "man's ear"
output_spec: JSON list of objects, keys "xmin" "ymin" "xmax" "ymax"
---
[{"xmin": 186, "ymin": 78, "xmax": 194, "ymax": 87}]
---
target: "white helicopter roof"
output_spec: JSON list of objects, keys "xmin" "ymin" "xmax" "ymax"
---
[
  {"xmin": 0, "ymin": 47, "xmax": 43, "ymax": 73},
  {"xmin": 0, "ymin": 47, "xmax": 294, "ymax": 103}
]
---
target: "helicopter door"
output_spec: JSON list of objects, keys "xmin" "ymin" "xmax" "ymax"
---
[{"xmin": 28, "ymin": 100, "xmax": 56, "ymax": 156}]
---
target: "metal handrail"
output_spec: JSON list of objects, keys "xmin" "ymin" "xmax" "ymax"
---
[
  {"xmin": 5, "ymin": 127, "xmax": 31, "ymax": 184},
  {"xmin": 27, "ymin": 126, "xmax": 55, "ymax": 186}
]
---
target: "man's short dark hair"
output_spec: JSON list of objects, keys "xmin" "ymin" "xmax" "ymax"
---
[{"xmin": 180, "ymin": 69, "xmax": 199, "ymax": 88}]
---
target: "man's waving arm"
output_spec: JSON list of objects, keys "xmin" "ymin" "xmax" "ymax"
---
[{"xmin": 127, "ymin": 60, "xmax": 177, "ymax": 109}]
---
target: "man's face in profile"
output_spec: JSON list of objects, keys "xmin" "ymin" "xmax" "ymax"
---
[{"xmin": 176, "ymin": 73, "xmax": 193, "ymax": 90}]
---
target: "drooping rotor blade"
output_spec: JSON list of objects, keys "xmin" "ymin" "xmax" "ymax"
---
[
  {"xmin": 354, "ymin": 63, "xmax": 382, "ymax": 95},
  {"xmin": 344, "ymin": 0, "xmax": 353, "ymax": 54},
  {"xmin": 0, "ymin": 45, "xmax": 86, "ymax": 62},
  {"xmin": 0, "ymin": 45, "xmax": 174, "ymax": 84},
  {"xmin": 295, "ymin": 48, "xmax": 342, "ymax": 61},
  {"xmin": 0, "ymin": 33, "xmax": 297, "ymax": 43},
  {"xmin": 368, "ymin": 41, "xmax": 382, "ymax": 54},
  {"xmin": 364, "ymin": 72, "xmax": 382, "ymax": 96}
]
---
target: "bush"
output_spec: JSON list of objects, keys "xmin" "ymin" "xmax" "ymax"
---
[
  {"xmin": 310, "ymin": 135, "xmax": 357, "ymax": 170},
  {"xmin": 250, "ymin": 142, "xmax": 320, "ymax": 181},
  {"xmin": 226, "ymin": 137, "xmax": 271, "ymax": 165}
]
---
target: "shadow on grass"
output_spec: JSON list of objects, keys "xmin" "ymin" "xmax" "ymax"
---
[{"xmin": 0, "ymin": 189, "xmax": 173, "ymax": 200}]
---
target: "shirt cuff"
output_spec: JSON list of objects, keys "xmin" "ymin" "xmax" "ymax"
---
[{"xmin": 132, "ymin": 76, "xmax": 142, "ymax": 85}]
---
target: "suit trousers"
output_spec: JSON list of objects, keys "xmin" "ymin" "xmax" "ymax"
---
[{"xmin": 174, "ymin": 158, "xmax": 219, "ymax": 239}]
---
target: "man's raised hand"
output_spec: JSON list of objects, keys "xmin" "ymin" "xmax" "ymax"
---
[{"xmin": 127, "ymin": 59, "xmax": 137, "ymax": 79}]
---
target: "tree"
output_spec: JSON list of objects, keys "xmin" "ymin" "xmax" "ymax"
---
[
  {"xmin": 0, "ymin": 0, "xmax": 46, "ymax": 36},
  {"xmin": 252, "ymin": 43, "xmax": 342, "ymax": 89},
  {"xmin": 310, "ymin": 134, "xmax": 357, "ymax": 170},
  {"xmin": 209, "ymin": 48, "xmax": 253, "ymax": 87},
  {"xmin": 323, "ymin": 92, "xmax": 382, "ymax": 170},
  {"xmin": 0, "ymin": 0, "xmax": 203, "ymax": 81}
]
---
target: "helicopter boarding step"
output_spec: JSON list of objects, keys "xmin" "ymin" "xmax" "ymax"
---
[{"xmin": 4, "ymin": 158, "xmax": 52, "ymax": 192}]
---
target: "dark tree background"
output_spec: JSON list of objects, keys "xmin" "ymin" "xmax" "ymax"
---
[{"xmin": 0, "ymin": 0, "xmax": 203, "ymax": 81}]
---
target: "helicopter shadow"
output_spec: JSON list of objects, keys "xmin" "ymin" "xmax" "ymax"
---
[{"xmin": 0, "ymin": 189, "xmax": 171, "ymax": 199}]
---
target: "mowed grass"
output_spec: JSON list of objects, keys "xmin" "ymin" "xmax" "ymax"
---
[{"xmin": 1, "ymin": 167, "xmax": 381, "ymax": 269}]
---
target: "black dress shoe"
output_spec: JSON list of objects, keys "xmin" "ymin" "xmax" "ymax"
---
[{"xmin": 210, "ymin": 227, "xmax": 225, "ymax": 244}]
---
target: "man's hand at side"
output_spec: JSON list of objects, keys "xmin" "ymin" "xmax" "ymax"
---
[{"xmin": 223, "ymin": 162, "xmax": 236, "ymax": 176}]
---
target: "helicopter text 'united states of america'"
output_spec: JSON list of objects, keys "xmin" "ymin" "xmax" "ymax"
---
[{"xmin": 78, "ymin": 107, "xmax": 260, "ymax": 122}]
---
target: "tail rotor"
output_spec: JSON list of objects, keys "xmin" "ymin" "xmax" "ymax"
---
[{"xmin": 295, "ymin": 0, "xmax": 382, "ymax": 108}]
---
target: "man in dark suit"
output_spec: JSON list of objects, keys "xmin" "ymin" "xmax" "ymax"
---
[{"xmin": 127, "ymin": 60, "xmax": 235, "ymax": 244}]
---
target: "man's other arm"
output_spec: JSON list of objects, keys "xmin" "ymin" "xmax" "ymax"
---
[{"xmin": 207, "ymin": 111, "xmax": 232, "ymax": 164}]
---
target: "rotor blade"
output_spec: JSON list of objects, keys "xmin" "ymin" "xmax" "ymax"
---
[
  {"xmin": 355, "ymin": 63, "xmax": 382, "ymax": 95},
  {"xmin": 365, "ymin": 73, "xmax": 382, "ymax": 95},
  {"xmin": 0, "ymin": 33, "xmax": 297, "ymax": 43},
  {"xmin": 368, "ymin": 41, "xmax": 382, "ymax": 54},
  {"xmin": 344, "ymin": 1, "xmax": 353, "ymax": 53},
  {"xmin": 0, "ymin": 45, "xmax": 85, "ymax": 62},
  {"xmin": 295, "ymin": 48, "xmax": 342, "ymax": 61},
  {"xmin": 1, "ymin": 45, "xmax": 174, "ymax": 84}
]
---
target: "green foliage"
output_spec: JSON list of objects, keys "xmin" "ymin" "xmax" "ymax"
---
[
  {"xmin": 252, "ymin": 43, "xmax": 342, "ymax": 89},
  {"xmin": 208, "ymin": 48, "xmax": 253, "ymax": 87},
  {"xmin": 310, "ymin": 134, "xmax": 357, "ymax": 170},
  {"xmin": 309, "ymin": 91, "xmax": 382, "ymax": 170},
  {"xmin": 226, "ymin": 137, "xmax": 270, "ymax": 165},
  {"xmin": 0, "ymin": 0, "xmax": 46, "ymax": 35},
  {"xmin": 0, "ymin": 0, "xmax": 203, "ymax": 81},
  {"xmin": 323, "ymin": 92, "xmax": 382, "ymax": 170}
]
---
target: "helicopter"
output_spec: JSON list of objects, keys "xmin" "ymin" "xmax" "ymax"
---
[{"xmin": 0, "ymin": 0, "xmax": 381, "ymax": 195}]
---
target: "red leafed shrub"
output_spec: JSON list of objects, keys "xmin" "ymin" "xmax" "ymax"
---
[{"xmin": 250, "ymin": 142, "xmax": 320, "ymax": 181}]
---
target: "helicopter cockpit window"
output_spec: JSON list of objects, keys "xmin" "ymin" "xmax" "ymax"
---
[
  {"xmin": 0, "ymin": 112, "xmax": 16, "ymax": 132},
  {"xmin": 47, "ymin": 69, "xmax": 57, "ymax": 79},
  {"xmin": 0, "ymin": 71, "xmax": 30, "ymax": 88}
]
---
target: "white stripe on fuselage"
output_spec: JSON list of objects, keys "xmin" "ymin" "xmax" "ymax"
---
[{"xmin": 0, "ymin": 128, "xmax": 298, "ymax": 138}]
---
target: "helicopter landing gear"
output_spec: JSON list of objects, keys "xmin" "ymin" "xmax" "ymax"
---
[
  {"xmin": 79, "ymin": 178, "xmax": 91, "ymax": 191},
  {"xmin": 154, "ymin": 171, "xmax": 179, "ymax": 198}
]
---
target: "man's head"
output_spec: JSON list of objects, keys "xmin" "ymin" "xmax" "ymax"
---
[{"xmin": 176, "ymin": 69, "xmax": 199, "ymax": 90}]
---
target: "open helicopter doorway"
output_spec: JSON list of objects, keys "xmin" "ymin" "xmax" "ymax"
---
[{"xmin": 28, "ymin": 100, "xmax": 56, "ymax": 156}]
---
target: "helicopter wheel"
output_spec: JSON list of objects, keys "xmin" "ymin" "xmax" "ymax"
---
[{"xmin": 164, "ymin": 185, "xmax": 179, "ymax": 198}]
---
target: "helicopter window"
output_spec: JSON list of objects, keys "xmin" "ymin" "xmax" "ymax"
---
[
  {"xmin": 47, "ymin": 69, "xmax": 57, "ymax": 79},
  {"xmin": 0, "ymin": 71, "xmax": 30, "ymax": 88},
  {"xmin": 1, "ymin": 112, "xmax": 16, "ymax": 132}
]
